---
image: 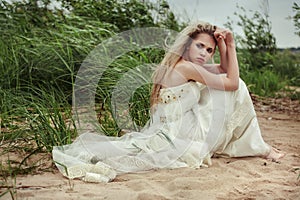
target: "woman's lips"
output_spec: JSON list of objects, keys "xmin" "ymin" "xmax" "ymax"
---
[{"xmin": 196, "ymin": 58, "xmax": 205, "ymax": 64}]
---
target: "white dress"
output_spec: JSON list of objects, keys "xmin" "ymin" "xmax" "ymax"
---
[{"xmin": 52, "ymin": 79, "xmax": 270, "ymax": 183}]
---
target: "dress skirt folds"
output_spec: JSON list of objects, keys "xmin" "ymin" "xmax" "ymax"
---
[{"xmin": 52, "ymin": 79, "xmax": 270, "ymax": 182}]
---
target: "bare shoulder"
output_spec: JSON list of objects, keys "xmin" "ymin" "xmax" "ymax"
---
[
  {"xmin": 174, "ymin": 59, "xmax": 194, "ymax": 71},
  {"xmin": 173, "ymin": 59, "xmax": 207, "ymax": 84}
]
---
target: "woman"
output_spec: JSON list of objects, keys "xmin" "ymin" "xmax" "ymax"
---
[{"xmin": 52, "ymin": 21, "xmax": 284, "ymax": 183}]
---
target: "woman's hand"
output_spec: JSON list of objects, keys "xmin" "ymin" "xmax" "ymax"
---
[{"xmin": 214, "ymin": 27, "xmax": 235, "ymax": 46}]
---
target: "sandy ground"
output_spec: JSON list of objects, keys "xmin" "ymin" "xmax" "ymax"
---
[{"xmin": 2, "ymin": 111, "xmax": 300, "ymax": 200}]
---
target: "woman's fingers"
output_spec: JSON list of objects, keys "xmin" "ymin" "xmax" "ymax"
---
[
  {"xmin": 214, "ymin": 28, "xmax": 227, "ymax": 40},
  {"xmin": 214, "ymin": 27, "xmax": 234, "ymax": 44},
  {"xmin": 215, "ymin": 33, "xmax": 225, "ymax": 42}
]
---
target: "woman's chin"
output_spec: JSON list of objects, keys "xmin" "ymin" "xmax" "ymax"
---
[{"xmin": 195, "ymin": 60, "xmax": 204, "ymax": 65}]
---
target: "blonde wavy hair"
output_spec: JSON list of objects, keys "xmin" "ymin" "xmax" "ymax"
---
[{"xmin": 150, "ymin": 21, "xmax": 217, "ymax": 107}]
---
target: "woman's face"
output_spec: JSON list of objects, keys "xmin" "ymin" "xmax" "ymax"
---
[{"xmin": 185, "ymin": 33, "xmax": 216, "ymax": 65}]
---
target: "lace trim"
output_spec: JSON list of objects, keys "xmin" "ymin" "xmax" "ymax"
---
[{"xmin": 63, "ymin": 161, "xmax": 117, "ymax": 183}]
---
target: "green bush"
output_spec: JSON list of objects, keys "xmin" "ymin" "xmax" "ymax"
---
[
  {"xmin": 272, "ymin": 49, "xmax": 300, "ymax": 86},
  {"xmin": 241, "ymin": 69, "xmax": 285, "ymax": 97}
]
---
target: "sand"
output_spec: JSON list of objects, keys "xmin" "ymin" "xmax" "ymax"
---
[{"xmin": 2, "ymin": 111, "xmax": 300, "ymax": 200}]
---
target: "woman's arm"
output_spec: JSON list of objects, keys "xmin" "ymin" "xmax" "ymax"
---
[
  {"xmin": 176, "ymin": 61, "xmax": 238, "ymax": 91},
  {"xmin": 202, "ymin": 64, "xmax": 224, "ymax": 74},
  {"xmin": 216, "ymin": 31, "xmax": 228, "ymax": 73},
  {"xmin": 217, "ymin": 28, "xmax": 239, "ymax": 88}
]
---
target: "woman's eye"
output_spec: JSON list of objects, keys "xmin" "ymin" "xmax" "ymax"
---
[
  {"xmin": 207, "ymin": 48, "xmax": 213, "ymax": 53},
  {"xmin": 196, "ymin": 44, "xmax": 204, "ymax": 48}
]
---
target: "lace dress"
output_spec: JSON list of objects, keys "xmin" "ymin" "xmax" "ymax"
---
[{"xmin": 52, "ymin": 79, "xmax": 270, "ymax": 182}]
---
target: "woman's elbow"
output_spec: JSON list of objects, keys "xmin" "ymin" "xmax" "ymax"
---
[
  {"xmin": 231, "ymin": 82, "xmax": 239, "ymax": 90},
  {"xmin": 227, "ymin": 81, "xmax": 239, "ymax": 91}
]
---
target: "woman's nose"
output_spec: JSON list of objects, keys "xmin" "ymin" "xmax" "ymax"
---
[{"xmin": 199, "ymin": 48, "xmax": 206, "ymax": 56}]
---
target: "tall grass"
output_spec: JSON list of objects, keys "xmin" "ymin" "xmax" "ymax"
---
[
  {"xmin": 26, "ymin": 86, "xmax": 76, "ymax": 152},
  {"xmin": 0, "ymin": 10, "xmax": 117, "ymax": 192},
  {"xmin": 0, "ymin": 2, "xmax": 170, "ymax": 188},
  {"xmin": 96, "ymin": 49, "xmax": 163, "ymax": 136},
  {"xmin": 273, "ymin": 49, "xmax": 300, "ymax": 87},
  {"xmin": 241, "ymin": 69, "xmax": 285, "ymax": 97}
]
